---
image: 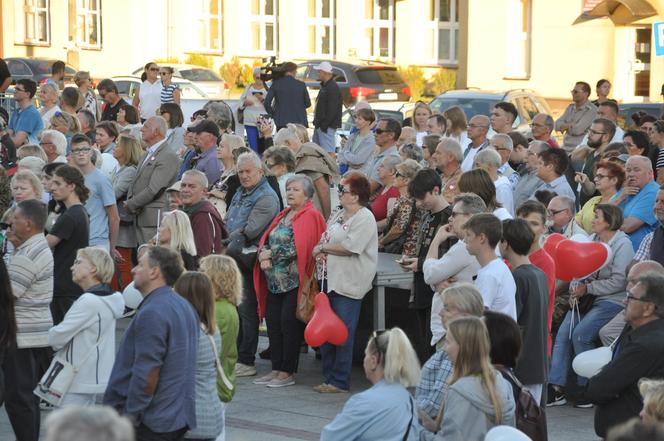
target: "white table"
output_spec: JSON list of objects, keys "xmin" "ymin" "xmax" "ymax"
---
[{"xmin": 373, "ymin": 252, "xmax": 414, "ymax": 330}]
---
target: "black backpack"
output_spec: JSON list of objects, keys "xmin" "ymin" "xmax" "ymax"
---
[{"xmin": 497, "ymin": 367, "xmax": 548, "ymax": 441}]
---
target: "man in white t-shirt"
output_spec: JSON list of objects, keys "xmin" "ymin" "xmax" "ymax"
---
[{"xmin": 463, "ymin": 213, "xmax": 517, "ymax": 319}]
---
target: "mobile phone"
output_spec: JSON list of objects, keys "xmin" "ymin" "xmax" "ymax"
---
[
  {"xmin": 260, "ymin": 114, "xmax": 271, "ymax": 119},
  {"xmin": 340, "ymin": 134, "xmax": 348, "ymax": 140}
]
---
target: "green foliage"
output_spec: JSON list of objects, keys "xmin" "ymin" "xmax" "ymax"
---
[
  {"xmin": 220, "ymin": 56, "xmax": 243, "ymax": 88},
  {"xmin": 239, "ymin": 60, "xmax": 263, "ymax": 87},
  {"xmin": 184, "ymin": 54, "xmax": 213, "ymax": 68},
  {"xmin": 427, "ymin": 69, "xmax": 457, "ymax": 96},
  {"xmin": 154, "ymin": 57, "xmax": 180, "ymax": 64},
  {"xmin": 398, "ymin": 65, "xmax": 426, "ymax": 101}
]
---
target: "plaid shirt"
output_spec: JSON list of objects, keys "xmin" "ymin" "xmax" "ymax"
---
[
  {"xmin": 415, "ymin": 348, "xmax": 454, "ymax": 419},
  {"xmin": 634, "ymin": 231, "xmax": 653, "ymax": 262}
]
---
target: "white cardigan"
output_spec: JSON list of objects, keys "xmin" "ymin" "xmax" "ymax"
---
[{"xmin": 48, "ymin": 292, "xmax": 125, "ymax": 394}]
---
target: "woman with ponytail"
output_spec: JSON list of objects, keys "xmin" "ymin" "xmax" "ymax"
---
[
  {"xmin": 430, "ymin": 316, "xmax": 516, "ymax": 441},
  {"xmin": 321, "ymin": 327, "xmax": 420, "ymax": 441}
]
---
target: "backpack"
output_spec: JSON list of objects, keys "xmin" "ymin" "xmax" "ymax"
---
[{"xmin": 497, "ymin": 367, "xmax": 548, "ymax": 441}]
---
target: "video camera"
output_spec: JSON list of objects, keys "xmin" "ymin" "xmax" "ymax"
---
[{"xmin": 259, "ymin": 57, "xmax": 291, "ymax": 82}]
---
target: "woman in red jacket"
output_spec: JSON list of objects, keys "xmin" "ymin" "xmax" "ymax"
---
[{"xmin": 253, "ymin": 174, "xmax": 326, "ymax": 388}]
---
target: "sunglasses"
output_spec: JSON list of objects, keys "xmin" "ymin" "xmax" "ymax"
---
[
  {"xmin": 337, "ymin": 184, "xmax": 351, "ymax": 195},
  {"xmin": 71, "ymin": 148, "xmax": 92, "ymax": 154},
  {"xmin": 374, "ymin": 129, "xmax": 393, "ymax": 135},
  {"xmin": 149, "ymin": 67, "xmax": 160, "ymax": 72}
]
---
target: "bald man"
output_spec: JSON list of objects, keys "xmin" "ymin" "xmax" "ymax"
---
[
  {"xmin": 598, "ymin": 260, "xmax": 664, "ymax": 345},
  {"xmin": 615, "ymin": 156, "xmax": 660, "ymax": 251},
  {"xmin": 461, "ymin": 115, "xmax": 490, "ymax": 172}
]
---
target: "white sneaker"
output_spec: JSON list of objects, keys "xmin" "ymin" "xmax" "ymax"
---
[
  {"xmin": 266, "ymin": 376, "xmax": 295, "ymax": 388},
  {"xmin": 235, "ymin": 363, "xmax": 257, "ymax": 377}
]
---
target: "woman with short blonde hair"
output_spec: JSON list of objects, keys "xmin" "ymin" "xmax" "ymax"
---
[
  {"xmin": 17, "ymin": 144, "xmax": 48, "ymax": 163},
  {"xmin": 156, "ymin": 210, "xmax": 197, "ymax": 270},
  {"xmin": 74, "ymin": 70, "xmax": 100, "ymax": 120},
  {"xmin": 11, "ymin": 169, "xmax": 44, "ymax": 202},
  {"xmin": 39, "ymin": 83, "xmax": 61, "ymax": 129}
]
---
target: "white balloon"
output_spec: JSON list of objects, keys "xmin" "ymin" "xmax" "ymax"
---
[
  {"xmin": 573, "ymin": 346, "xmax": 613, "ymax": 378},
  {"xmin": 484, "ymin": 425, "xmax": 532, "ymax": 441},
  {"xmin": 122, "ymin": 281, "xmax": 144, "ymax": 311}
]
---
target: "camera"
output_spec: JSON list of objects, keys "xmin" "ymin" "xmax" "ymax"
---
[{"xmin": 259, "ymin": 56, "xmax": 290, "ymax": 82}]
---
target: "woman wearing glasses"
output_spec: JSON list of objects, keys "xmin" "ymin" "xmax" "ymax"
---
[
  {"xmin": 576, "ymin": 161, "xmax": 625, "ymax": 233},
  {"xmin": 238, "ymin": 67, "xmax": 268, "ymax": 152},
  {"xmin": 548, "ymin": 204, "xmax": 633, "ymax": 408},
  {"xmin": 132, "ymin": 62, "xmax": 163, "ymax": 122},
  {"xmin": 321, "ymin": 327, "xmax": 420, "ymax": 440},
  {"xmin": 159, "ymin": 66, "xmax": 181, "ymax": 105},
  {"xmin": 313, "ymin": 172, "xmax": 378, "ymax": 393}
]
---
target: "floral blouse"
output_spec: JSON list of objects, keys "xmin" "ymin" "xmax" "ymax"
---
[
  {"xmin": 265, "ymin": 221, "xmax": 299, "ymax": 294},
  {"xmin": 384, "ymin": 195, "xmax": 423, "ymax": 257}
]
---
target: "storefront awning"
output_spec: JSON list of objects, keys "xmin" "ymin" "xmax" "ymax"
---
[{"xmin": 574, "ymin": 0, "xmax": 658, "ymax": 25}]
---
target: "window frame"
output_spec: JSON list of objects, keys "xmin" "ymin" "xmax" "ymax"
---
[
  {"xmin": 74, "ymin": 0, "xmax": 102, "ymax": 49},
  {"xmin": 361, "ymin": 0, "xmax": 395, "ymax": 61},
  {"xmin": 190, "ymin": 0, "xmax": 223, "ymax": 54},
  {"xmin": 426, "ymin": 0, "xmax": 459, "ymax": 66},
  {"xmin": 17, "ymin": 0, "xmax": 51, "ymax": 46},
  {"xmin": 248, "ymin": 0, "xmax": 278, "ymax": 56},
  {"xmin": 305, "ymin": 0, "xmax": 335, "ymax": 58}
]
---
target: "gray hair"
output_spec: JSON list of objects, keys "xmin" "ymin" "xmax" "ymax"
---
[
  {"xmin": 439, "ymin": 137, "xmax": 464, "ymax": 163},
  {"xmin": 285, "ymin": 174, "xmax": 315, "ymax": 199},
  {"xmin": 263, "ymin": 146, "xmax": 296, "ymax": 172},
  {"xmin": 400, "ymin": 143, "xmax": 423, "ymax": 162},
  {"xmin": 541, "ymin": 114, "xmax": 554, "ymax": 130},
  {"xmin": 553, "ymin": 195, "xmax": 576, "ymax": 214},
  {"xmin": 274, "ymin": 126, "xmax": 300, "ymax": 147},
  {"xmin": 453, "ymin": 192, "xmax": 487, "ymax": 215},
  {"xmin": 44, "ymin": 406, "xmax": 135, "ymax": 441},
  {"xmin": 40, "ymin": 129, "xmax": 67, "ymax": 156},
  {"xmin": 17, "ymin": 156, "xmax": 46, "ymax": 175},
  {"xmin": 236, "ymin": 151, "xmax": 262, "ymax": 169},
  {"xmin": 529, "ymin": 140, "xmax": 550, "ymax": 153},
  {"xmin": 182, "ymin": 169, "xmax": 209, "ymax": 188},
  {"xmin": 626, "ymin": 155, "xmax": 653, "ymax": 171},
  {"xmin": 148, "ymin": 116, "xmax": 168, "ymax": 137},
  {"xmin": 381, "ymin": 155, "xmax": 401, "ymax": 173},
  {"xmin": 77, "ymin": 109, "xmax": 96, "ymax": 130},
  {"xmin": 396, "ymin": 159, "xmax": 422, "ymax": 180},
  {"xmin": 491, "ymin": 133, "xmax": 514, "ymax": 151},
  {"xmin": 203, "ymin": 101, "xmax": 233, "ymax": 130},
  {"xmin": 475, "ymin": 148, "xmax": 502, "ymax": 168}
]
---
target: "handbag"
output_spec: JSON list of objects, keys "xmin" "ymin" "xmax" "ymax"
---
[
  {"xmin": 296, "ymin": 258, "xmax": 320, "ymax": 323},
  {"xmin": 34, "ymin": 326, "xmax": 110, "ymax": 406},
  {"xmin": 575, "ymin": 294, "xmax": 596, "ymax": 315},
  {"xmin": 206, "ymin": 330, "xmax": 234, "ymax": 392},
  {"xmin": 225, "ymin": 231, "xmax": 257, "ymax": 272}
]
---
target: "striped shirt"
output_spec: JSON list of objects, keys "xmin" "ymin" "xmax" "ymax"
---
[
  {"xmin": 10, "ymin": 234, "xmax": 54, "ymax": 348},
  {"xmin": 161, "ymin": 83, "xmax": 179, "ymax": 104}
]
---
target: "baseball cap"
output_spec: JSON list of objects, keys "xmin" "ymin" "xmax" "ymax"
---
[
  {"xmin": 314, "ymin": 61, "xmax": 333, "ymax": 74},
  {"xmin": 187, "ymin": 119, "xmax": 220, "ymax": 138},
  {"xmin": 166, "ymin": 181, "xmax": 182, "ymax": 192}
]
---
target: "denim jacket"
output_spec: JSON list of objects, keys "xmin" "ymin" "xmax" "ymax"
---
[{"xmin": 226, "ymin": 177, "xmax": 280, "ymax": 245}]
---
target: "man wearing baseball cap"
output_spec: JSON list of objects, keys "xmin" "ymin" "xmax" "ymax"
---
[
  {"xmin": 187, "ymin": 120, "xmax": 223, "ymax": 186},
  {"xmin": 312, "ymin": 61, "xmax": 342, "ymax": 155}
]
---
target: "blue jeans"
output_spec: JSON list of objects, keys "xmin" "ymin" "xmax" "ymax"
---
[
  {"xmin": 313, "ymin": 127, "xmax": 336, "ymax": 153},
  {"xmin": 549, "ymin": 300, "xmax": 623, "ymax": 387},
  {"xmin": 245, "ymin": 125, "xmax": 259, "ymax": 153},
  {"xmin": 237, "ymin": 270, "xmax": 259, "ymax": 365},
  {"xmin": 320, "ymin": 291, "xmax": 362, "ymax": 390}
]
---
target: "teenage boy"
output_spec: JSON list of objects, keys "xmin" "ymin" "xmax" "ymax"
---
[
  {"xmin": 401, "ymin": 168, "xmax": 453, "ymax": 360},
  {"xmin": 463, "ymin": 213, "xmax": 516, "ymax": 319},
  {"xmin": 7, "ymin": 79, "xmax": 43, "ymax": 146},
  {"xmin": 500, "ymin": 218, "xmax": 550, "ymax": 404}
]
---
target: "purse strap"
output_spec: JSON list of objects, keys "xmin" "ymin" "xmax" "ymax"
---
[
  {"xmin": 402, "ymin": 396, "xmax": 414, "ymax": 441},
  {"xmin": 206, "ymin": 329, "xmax": 234, "ymax": 391}
]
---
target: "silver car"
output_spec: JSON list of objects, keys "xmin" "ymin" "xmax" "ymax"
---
[{"xmin": 131, "ymin": 63, "xmax": 230, "ymax": 99}]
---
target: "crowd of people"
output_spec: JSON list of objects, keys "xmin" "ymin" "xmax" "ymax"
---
[{"xmin": 0, "ymin": 56, "xmax": 663, "ymax": 441}]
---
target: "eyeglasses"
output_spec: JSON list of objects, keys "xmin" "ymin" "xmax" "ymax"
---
[
  {"xmin": 530, "ymin": 123, "xmax": 547, "ymax": 128},
  {"xmin": 546, "ymin": 208, "xmax": 568, "ymax": 216},
  {"xmin": 0, "ymin": 222, "xmax": 11, "ymax": 229},
  {"xmin": 395, "ymin": 171, "xmax": 404, "ymax": 178},
  {"xmin": 625, "ymin": 293, "xmax": 649, "ymax": 303},
  {"xmin": 588, "ymin": 129, "xmax": 606, "ymax": 136},
  {"xmin": 594, "ymin": 173, "xmax": 610, "ymax": 181},
  {"xmin": 149, "ymin": 67, "xmax": 160, "ymax": 72},
  {"xmin": 71, "ymin": 148, "xmax": 92, "ymax": 154},
  {"xmin": 14, "ymin": 87, "xmax": 26, "ymax": 92},
  {"xmin": 450, "ymin": 211, "xmax": 468, "ymax": 218},
  {"xmin": 571, "ymin": 89, "xmax": 584, "ymax": 94},
  {"xmin": 337, "ymin": 184, "xmax": 351, "ymax": 195},
  {"xmin": 39, "ymin": 141, "xmax": 54, "ymax": 147},
  {"xmin": 374, "ymin": 129, "xmax": 392, "ymax": 135},
  {"xmin": 468, "ymin": 124, "xmax": 488, "ymax": 129}
]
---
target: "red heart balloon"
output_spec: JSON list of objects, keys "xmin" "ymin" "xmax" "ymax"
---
[
  {"xmin": 304, "ymin": 293, "xmax": 349, "ymax": 347},
  {"xmin": 543, "ymin": 233, "xmax": 566, "ymax": 258},
  {"xmin": 554, "ymin": 240, "xmax": 611, "ymax": 282}
]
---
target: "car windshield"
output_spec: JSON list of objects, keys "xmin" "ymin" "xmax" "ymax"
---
[
  {"xmin": 178, "ymin": 69, "xmax": 222, "ymax": 82},
  {"xmin": 355, "ymin": 68, "xmax": 403, "ymax": 85},
  {"xmin": 430, "ymin": 96, "xmax": 502, "ymax": 120}
]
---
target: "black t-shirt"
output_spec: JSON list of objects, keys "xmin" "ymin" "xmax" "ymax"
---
[
  {"xmin": 50, "ymin": 204, "xmax": 89, "ymax": 298},
  {"xmin": 101, "ymin": 98, "xmax": 129, "ymax": 122}
]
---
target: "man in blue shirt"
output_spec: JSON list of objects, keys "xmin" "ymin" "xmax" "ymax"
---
[
  {"xmin": 70, "ymin": 134, "xmax": 119, "ymax": 254},
  {"xmin": 104, "ymin": 246, "xmax": 199, "ymax": 440},
  {"xmin": 617, "ymin": 156, "xmax": 659, "ymax": 251},
  {"xmin": 8, "ymin": 79, "xmax": 43, "ymax": 146},
  {"xmin": 187, "ymin": 120, "xmax": 222, "ymax": 186}
]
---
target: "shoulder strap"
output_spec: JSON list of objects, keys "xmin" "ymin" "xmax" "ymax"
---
[
  {"xmin": 207, "ymin": 331, "xmax": 234, "ymax": 391},
  {"xmin": 402, "ymin": 396, "xmax": 414, "ymax": 441}
]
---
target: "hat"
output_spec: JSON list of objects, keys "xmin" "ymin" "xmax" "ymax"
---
[
  {"xmin": 615, "ymin": 154, "xmax": 630, "ymax": 163},
  {"xmin": 166, "ymin": 181, "xmax": 182, "ymax": 192},
  {"xmin": 187, "ymin": 119, "xmax": 219, "ymax": 138},
  {"xmin": 314, "ymin": 61, "xmax": 333, "ymax": 74}
]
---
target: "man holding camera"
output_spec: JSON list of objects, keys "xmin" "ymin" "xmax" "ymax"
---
[
  {"xmin": 264, "ymin": 62, "xmax": 311, "ymax": 130},
  {"xmin": 312, "ymin": 61, "xmax": 342, "ymax": 154}
]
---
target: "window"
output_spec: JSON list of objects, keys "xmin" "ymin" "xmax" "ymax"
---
[
  {"xmin": 75, "ymin": 0, "xmax": 101, "ymax": 48},
  {"xmin": 250, "ymin": 0, "xmax": 278, "ymax": 54},
  {"xmin": 193, "ymin": 0, "xmax": 222, "ymax": 53},
  {"xmin": 306, "ymin": 0, "xmax": 335, "ymax": 57},
  {"xmin": 15, "ymin": 0, "xmax": 50, "ymax": 45},
  {"xmin": 504, "ymin": 0, "xmax": 531, "ymax": 79},
  {"xmin": 361, "ymin": 0, "xmax": 394, "ymax": 59},
  {"xmin": 425, "ymin": 0, "xmax": 458, "ymax": 65}
]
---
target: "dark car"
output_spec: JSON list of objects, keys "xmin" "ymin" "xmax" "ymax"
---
[
  {"xmin": 296, "ymin": 60, "xmax": 411, "ymax": 108},
  {"xmin": 429, "ymin": 88, "xmax": 553, "ymax": 133},
  {"xmin": 4, "ymin": 57, "xmax": 77, "ymax": 87},
  {"xmin": 618, "ymin": 102, "xmax": 662, "ymax": 129}
]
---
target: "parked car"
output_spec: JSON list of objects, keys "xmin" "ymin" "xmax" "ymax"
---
[
  {"xmin": 4, "ymin": 57, "xmax": 77, "ymax": 86},
  {"xmin": 429, "ymin": 88, "xmax": 553, "ymax": 133},
  {"xmin": 131, "ymin": 63, "xmax": 229, "ymax": 99},
  {"xmin": 296, "ymin": 60, "xmax": 411, "ymax": 108},
  {"xmin": 618, "ymin": 102, "xmax": 662, "ymax": 129}
]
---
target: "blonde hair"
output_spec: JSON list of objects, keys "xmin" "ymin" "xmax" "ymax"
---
[
  {"xmin": 640, "ymin": 379, "xmax": 664, "ymax": 423},
  {"xmin": 199, "ymin": 255, "xmax": 243, "ymax": 306},
  {"xmin": 40, "ymin": 83, "xmax": 59, "ymax": 103},
  {"xmin": 413, "ymin": 102, "xmax": 433, "ymax": 131},
  {"xmin": 395, "ymin": 159, "xmax": 422, "ymax": 180},
  {"xmin": 12, "ymin": 169, "xmax": 44, "ymax": 197},
  {"xmin": 221, "ymin": 133, "xmax": 246, "ymax": 157},
  {"xmin": 447, "ymin": 316, "xmax": 503, "ymax": 424},
  {"xmin": 77, "ymin": 247, "xmax": 115, "ymax": 284},
  {"xmin": 441, "ymin": 283, "xmax": 485, "ymax": 318},
  {"xmin": 116, "ymin": 134, "xmax": 144, "ymax": 167},
  {"xmin": 367, "ymin": 327, "xmax": 420, "ymax": 387},
  {"xmin": 174, "ymin": 271, "xmax": 217, "ymax": 335},
  {"xmin": 287, "ymin": 123, "xmax": 309, "ymax": 143},
  {"xmin": 73, "ymin": 70, "xmax": 91, "ymax": 87},
  {"xmin": 443, "ymin": 106, "xmax": 468, "ymax": 137},
  {"xmin": 161, "ymin": 210, "xmax": 197, "ymax": 257},
  {"xmin": 50, "ymin": 111, "xmax": 81, "ymax": 133},
  {"xmin": 17, "ymin": 144, "xmax": 48, "ymax": 162}
]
